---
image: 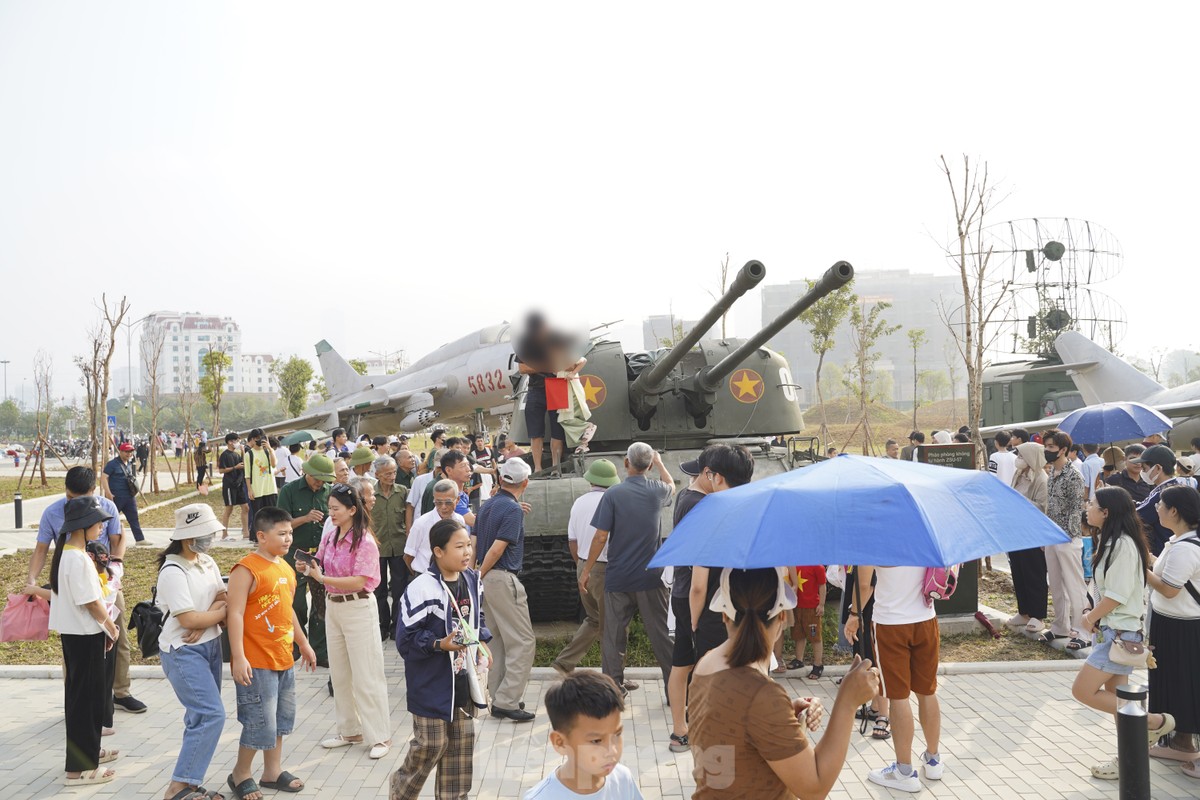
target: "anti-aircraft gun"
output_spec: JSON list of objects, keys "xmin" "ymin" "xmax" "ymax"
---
[{"xmin": 508, "ymin": 259, "xmax": 855, "ymax": 621}]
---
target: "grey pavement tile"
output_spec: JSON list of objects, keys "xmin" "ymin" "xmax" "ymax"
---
[{"xmin": 3, "ymin": 650, "xmax": 1198, "ymax": 798}]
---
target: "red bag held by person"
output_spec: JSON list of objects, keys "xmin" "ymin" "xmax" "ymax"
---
[
  {"xmin": 0, "ymin": 593, "xmax": 51, "ymax": 642},
  {"xmin": 544, "ymin": 377, "xmax": 569, "ymax": 411}
]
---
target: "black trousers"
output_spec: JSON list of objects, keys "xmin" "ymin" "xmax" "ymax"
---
[
  {"xmin": 376, "ymin": 555, "xmax": 410, "ymax": 637},
  {"xmin": 61, "ymin": 632, "xmax": 107, "ymax": 773},
  {"xmin": 247, "ymin": 493, "xmax": 278, "ymax": 537},
  {"xmin": 102, "ymin": 640, "xmax": 116, "ymax": 728},
  {"xmin": 1009, "ymin": 547, "xmax": 1049, "ymax": 620}
]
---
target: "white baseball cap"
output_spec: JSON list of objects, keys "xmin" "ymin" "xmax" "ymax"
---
[{"xmin": 499, "ymin": 458, "xmax": 532, "ymax": 484}]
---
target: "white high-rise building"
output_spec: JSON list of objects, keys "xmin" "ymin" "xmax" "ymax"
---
[
  {"xmin": 239, "ymin": 353, "xmax": 279, "ymax": 395},
  {"xmin": 141, "ymin": 311, "xmax": 241, "ymax": 395}
]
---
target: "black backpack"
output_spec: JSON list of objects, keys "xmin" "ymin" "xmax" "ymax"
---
[{"xmin": 127, "ymin": 563, "xmax": 183, "ymax": 658}]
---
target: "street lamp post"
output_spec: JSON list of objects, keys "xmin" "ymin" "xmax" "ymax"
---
[{"xmin": 0, "ymin": 359, "xmax": 9, "ymax": 401}]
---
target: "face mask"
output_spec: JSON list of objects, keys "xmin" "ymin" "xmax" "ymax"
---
[
  {"xmin": 190, "ymin": 535, "xmax": 216, "ymax": 554},
  {"xmin": 1141, "ymin": 467, "xmax": 1157, "ymax": 485}
]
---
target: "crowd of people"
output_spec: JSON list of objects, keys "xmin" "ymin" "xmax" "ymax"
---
[{"xmin": 26, "ymin": 419, "xmax": 1200, "ymax": 798}]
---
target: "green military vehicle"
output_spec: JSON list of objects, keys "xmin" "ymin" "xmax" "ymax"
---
[
  {"xmin": 980, "ymin": 357, "xmax": 1083, "ymax": 430},
  {"xmin": 509, "ymin": 260, "xmax": 853, "ymax": 620}
]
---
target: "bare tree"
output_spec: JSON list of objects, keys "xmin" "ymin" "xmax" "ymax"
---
[
  {"xmin": 705, "ymin": 252, "xmax": 732, "ymax": 338},
  {"xmin": 31, "ymin": 350, "xmax": 53, "ymax": 487},
  {"xmin": 75, "ymin": 325, "xmax": 106, "ymax": 473},
  {"xmin": 140, "ymin": 325, "xmax": 166, "ymax": 493},
  {"xmin": 943, "ymin": 339, "xmax": 962, "ymax": 422},
  {"xmin": 199, "ymin": 346, "xmax": 233, "ymax": 437},
  {"xmin": 937, "ymin": 155, "xmax": 1009, "ymax": 466},
  {"xmin": 907, "ymin": 328, "xmax": 927, "ymax": 432},
  {"xmin": 95, "ymin": 295, "xmax": 130, "ymax": 469}
]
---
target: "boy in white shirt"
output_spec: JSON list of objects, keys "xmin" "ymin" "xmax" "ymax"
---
[{"xmin": 524, "ymin": 672, "xmax": 643, "ymax": 799}]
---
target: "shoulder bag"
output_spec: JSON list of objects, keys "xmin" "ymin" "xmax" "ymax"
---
[{"xmin": 442, "ymin": 577, "xmax": 492, "ymax": 708}]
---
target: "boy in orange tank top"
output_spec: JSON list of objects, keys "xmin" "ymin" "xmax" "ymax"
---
[{"xmin": 226, "ymin": 507, "xmax": 317, "ymax": 800}]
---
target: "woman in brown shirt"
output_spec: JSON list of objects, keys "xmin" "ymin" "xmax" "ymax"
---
[{"xmin": 688, "ymin": 567, "xmax": 880, "ymax": 799}]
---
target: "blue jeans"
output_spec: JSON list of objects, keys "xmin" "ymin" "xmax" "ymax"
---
[
  {"xmin": 112, "ymin": 493, "xmax": 144, "ymax": 541},
  {"xmin": 161, "ymin": 639, "xmax": 225, "ymax": 785},
  {"xmin": 235, "ymin": 666, "xmax": 296, "ymax": 750}
]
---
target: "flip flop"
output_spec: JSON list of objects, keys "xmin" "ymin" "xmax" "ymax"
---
[
  {"xmin": 1038, "ymin": 631, "xmax": 1067, "ymax": 643},
  {"xmin": 227, "ymin": 774, "xmax": 262, "ymax": 800},
  {"xmin": 166, "ymin": 788, "xmax": 208, "ymax": 800},
  {"xmin": 65, "ymin": 768, "xmax": 115, "ymax": 786},
  {"xmin": 1065, "ymin": 637, "xmax": 1090, "ymax": 651},
  {"xmin": 260, "ymin": 771, "xmax": 303, "ymax": 793}
]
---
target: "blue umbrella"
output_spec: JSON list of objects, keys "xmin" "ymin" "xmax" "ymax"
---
[
  {"xmin": 649, "ymin": 454, "xmax": 1070, "ymax": 569},
  {"xmin": 1056, "ymin": 401, "xmax": 1172, "ymax": 445}
]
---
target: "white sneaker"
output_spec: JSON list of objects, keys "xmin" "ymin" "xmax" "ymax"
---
[
  {"xmin": 921, "ymin": 751, "xmax": 944, "ymax": 780},
  {"xmin": 867, "ymin": 762, "xmax": 922, "ymax": 793}
]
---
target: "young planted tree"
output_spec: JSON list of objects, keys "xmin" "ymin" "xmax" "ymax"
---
[
  {"xmin": 140, "ymin": 325, "xmax": 166, "ymax": 492},
  {"xmin": 797, "ymin": 280, "xmax": 857, "ymax": 447},
  {"xmin": 31, "ymin": 350, "xmax": 53, "ymax": 487},
  {"xmin": 841, "ymin": 301, "xmax": 901, "ymax": 454},
  {"xmin": 75, "ymin": 326, "xmax": 107, "ymax": 473},
  {"xmin": 705, "ymin": 252, "xmax": 732, "ymax": 338},
  {"xmin": 918, "ymin": 369, "xmax": 950, "ymax": 405},
  {"xmin": 199, "ymin": 348, "xmax": 233, "ymax": 437},
  {"xmin": 271, "ymin": 355, "xmax": 315, "ymax": 419},
  {"xmin": 937, "ymin": 155, "xmax": 1009, "ymax": 467},
  {"xmin": 907, "ymin": 328, "xmax": 927, "ymax": 431},
  {"xmin": 95, "ymin": 295, "xmax": 130, "ymax": 470}
]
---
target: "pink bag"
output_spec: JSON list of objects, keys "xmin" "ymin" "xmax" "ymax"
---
[{"xmin": 0, "ymin": 593, "xmax": 51, "ymax": 642}]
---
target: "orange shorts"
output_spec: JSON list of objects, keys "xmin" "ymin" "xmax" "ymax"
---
[
  {"xmin": 794, "ymin": 607, "xmax": 822, "ymax": 640},
  {"xmin": 873, "ymin": 618, "xmax": 940, "ymax": 699}
]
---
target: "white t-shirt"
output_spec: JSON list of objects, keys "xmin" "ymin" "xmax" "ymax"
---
[
  {"xmin": 871, "ymin": 566, "xmax": 936, "ymax": 626},
  {"xmin": 405, "ymin": 509, "xmax": 467, "ymax": 574},
  {"xmin": 568, "ymin": 489, "xmax": 608, "ymax": 563},
  {"xmin": 1080, "ymin": 454, "xmax": 1105, "ymax": 498},
  {"xmin": 281, "ymin": 451, "xmax": 305, "ymax": 482},
  {"xmin": 274, "ymin": 446, "xmax": 290, "ymax": 477},
  {"xmin": 48, "ymin": 547, "xmax": 105, "ymax": 635},
  {"xmin": 157, "ymin": 554, "xmax": 226, "ymax": 652},
  {"xmin": 988, "ymin": 450, "xmax": 1017, "ymax": 488},
  {"xmin": 524, "ymin": 764, "xmax": 643, "ymax": 800},
  {"xmin": 408, "ymin": 472, "xmax": 436, "ymax": 518},
  {"xmin": 1151, "ymin": 530, "xmax": 1200, "ymax": 619}
]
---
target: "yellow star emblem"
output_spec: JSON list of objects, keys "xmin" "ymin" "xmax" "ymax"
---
[
  {"xmin": 582, "ymin": 378, "xmax": 602, "ymax": 404},
  {"xmin": 579, "ymin": 375, "xmax": 606, "ymax": 408},
  {"xmin": 794, "ymin": 572, "xmax": 808, "ymax": 594},
  {"xmin": 730, "ymin": 369, "xmax": 763, "ymax": 403}
]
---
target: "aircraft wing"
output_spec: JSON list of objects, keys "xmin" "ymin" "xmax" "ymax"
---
[{"xmin": 979, "ymin": 412, "xmax": 1070, "ymax": 439}]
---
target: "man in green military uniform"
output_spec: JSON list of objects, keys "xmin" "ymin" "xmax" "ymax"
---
[
  {"xmin": 277, "ymin": 453, "xmax": 334, "ymax": 665},
  {"xmin": 370, "ymin": 454, "xmax": 410, "ymax": 639}
]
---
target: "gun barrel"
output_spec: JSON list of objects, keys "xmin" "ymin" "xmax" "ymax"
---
[
  {"xmin": 696, "ymin": 260, "xmax": 854, "ymax": 393},
  {"xmin": 630, "ymin": 260, "xmax": 766, "ymax": 396}
]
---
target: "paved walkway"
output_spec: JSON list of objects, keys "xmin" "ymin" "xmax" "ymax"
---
[{"xmin": 2, "ymin": 654, "xmax": 1197, "ymax": 799}]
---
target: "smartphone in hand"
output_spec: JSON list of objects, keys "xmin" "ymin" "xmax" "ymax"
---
[{"xmin": 295, "ymin": 549, "xmax": 321, "ymax": 568}]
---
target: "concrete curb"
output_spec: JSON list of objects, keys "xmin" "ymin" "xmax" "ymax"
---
[{"xmin": 0, "ymin": 658, "xmax": 1084, "ymax": 680}]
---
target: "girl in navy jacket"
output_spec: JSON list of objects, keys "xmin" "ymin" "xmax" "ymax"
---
[{"xmin": 393, "ymin": 518, "xmax": 491, "ymax": 798}]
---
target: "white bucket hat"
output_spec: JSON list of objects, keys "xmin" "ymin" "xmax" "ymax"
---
[
  {"xmin": 171, "ymin": 503, "xmax": 225, "ymax": 541},
  {"xmin": 708, "ymin": 567, "xmax": 798, "ymax": 622}
]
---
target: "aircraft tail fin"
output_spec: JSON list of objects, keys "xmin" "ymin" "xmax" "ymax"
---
[
  {"xmin": 314, "ymin": 340, "xmax": 367, "ymax": 399},
  {"xmin": 1053, "ymin": 331, "xmax": 1164, "ymax": 405}
]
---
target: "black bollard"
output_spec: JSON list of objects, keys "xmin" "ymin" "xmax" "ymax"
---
[
  {"xmin": 13, "ymin": 491, "xmax": 21, "ymax": 530},
  {"xmin": 1116, "ymin": 684, "xmax": 1150, "ymax": 800}
]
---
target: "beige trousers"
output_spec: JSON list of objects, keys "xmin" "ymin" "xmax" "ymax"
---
[
  {"xmin": 481, "ymin": 570, "xmax": 535, "ymax": 709},
  {"xmin": 326, "ymin": 595, "xmax": 392, "ymax": 745},
  {"xmin": 552, "ymin": 561, "xmax": 606, "ymax": 673},
  {"xmin": 1046, "ymin": 538, "xmax": 1086, "ymax": 638}
]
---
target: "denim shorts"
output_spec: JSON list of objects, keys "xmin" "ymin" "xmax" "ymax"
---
[
  {"xmin": 1085, "ymin": 626, "xmax": 1143, "ymax": 676},
  {"xmin": 235, "ymin": 666, "xmax": 296, "ymax": 749}
]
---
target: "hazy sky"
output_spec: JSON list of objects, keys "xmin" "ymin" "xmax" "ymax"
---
[{"xmin": 2, "ymin": 2, "xmax": 1196, "ymax": 406}]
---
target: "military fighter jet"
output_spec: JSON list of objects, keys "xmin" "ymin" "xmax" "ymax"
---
[{"xmin": 262, "ymin": 324, "xmax": 517, "ymax": 438}]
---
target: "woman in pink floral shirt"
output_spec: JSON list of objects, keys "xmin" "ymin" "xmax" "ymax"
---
[{"xmin": 302, "ymin": 483, "xmax": 393, "ymax": 759}]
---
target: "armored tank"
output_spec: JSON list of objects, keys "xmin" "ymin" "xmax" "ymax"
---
[{"xmin": 509, "ymin": 260, "xmax": 854, "ymax": 621}]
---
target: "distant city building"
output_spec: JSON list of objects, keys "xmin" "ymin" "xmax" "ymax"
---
[
  {"xmin": 642, "ymin": 314, "xmax": 700, "ymax": 350},
  {"xmin": 762, "ymin": 270, "xmax": 963, "ymax": 406},
  {"xmin": 239, "ymin": 353, "xmax": 279, "ymax": 395},
  {"xmin": 139, "ymin": 311, "xmax": 277, "ymax": 396}
]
